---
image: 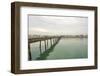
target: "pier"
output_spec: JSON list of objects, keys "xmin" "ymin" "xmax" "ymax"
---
[{"xmin": 28, "ymin": 36, "xmax": 62, "ymax": 60}]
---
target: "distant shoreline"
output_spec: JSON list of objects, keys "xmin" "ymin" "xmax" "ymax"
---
[{"xmin": 28, "ymin": 35, "xmax": 88, "ymax": 39}]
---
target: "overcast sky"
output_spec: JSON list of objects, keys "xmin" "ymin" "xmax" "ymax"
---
[{"xmin": 28, "ymin": 15, "xmax": 88, "ymax": 35}]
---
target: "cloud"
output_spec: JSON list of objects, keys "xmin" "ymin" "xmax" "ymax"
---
[
  {"xmin": 28, "ymin": 15, "xmax": 88, "ymax": 35},
  {"xmin": 29, "ymin": 27, "xmax": 48, "ymax": 35}
]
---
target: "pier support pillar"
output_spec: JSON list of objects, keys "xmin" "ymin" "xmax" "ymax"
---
[
  {"xmin": 44, "ymin": 40, "xmax": 47, "ymax": 51},
  {"xmin": 28, "ymin": 44, "xmax": 32, "ymax": 60},
  {"xmin": 39, "ymin": 41, "xmax": 42, "ymax": 54},
  {"xmin": 47, "ymin": 40, "xmax": 48, "ymax": 49},
  {"xmin": 50, "ymin": 39, "xmax": 52, "ymax": 47}
]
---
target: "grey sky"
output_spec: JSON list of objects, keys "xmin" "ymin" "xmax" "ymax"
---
[{"xmin": 28, "ymin": 15, "xmax": 88, "ymax": 35}]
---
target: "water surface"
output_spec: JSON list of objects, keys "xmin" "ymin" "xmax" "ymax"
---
[{"xmin": 29, "ymin": 38, "xmax": 88, "ymax": 60}]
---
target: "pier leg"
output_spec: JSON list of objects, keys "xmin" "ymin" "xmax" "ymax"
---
[
  {"xmin": 50, "ymin": 39, "xmax": 52, "ymax": 47},
  {"xmin": 52, "ymin": 39, "xmax": 53, "ymax": 44},
  {"xmin": 39, "ymin": 41, "xmax": 42, "ymax": 54},
  {"xmin": 28, "ymin": 44, "xmax": 32, "ymax": 60},
  {"xmin": 44, "ymin": 40, "xmax": 47, "ymax": 51},
  {"xmin": 47, "ymin": 40, "xmax": 48, "ymax": 49},
  {"xmin": 53, "ymin": 39, "xmax": 55, "ymax": 44}
]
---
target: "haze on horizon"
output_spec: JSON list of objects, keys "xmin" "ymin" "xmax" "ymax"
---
[{"xmin": 28, "ymin": 15, "xmax": 88, "ymax": 36}]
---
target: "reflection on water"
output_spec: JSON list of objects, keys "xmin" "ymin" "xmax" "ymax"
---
[{"xmin": 29, "ymin": 38, "xmax": 88, "ymax": 60}]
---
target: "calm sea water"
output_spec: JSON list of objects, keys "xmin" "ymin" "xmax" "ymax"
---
[{"xmin": 29, "ymin": 38, "xmax": 88, "ymax": 60}]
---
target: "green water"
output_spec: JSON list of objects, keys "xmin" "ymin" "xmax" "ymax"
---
[{"xmin": 29, "ymin": 38, "xmax": 88, "ymax": 60}]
